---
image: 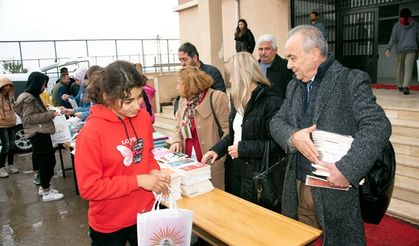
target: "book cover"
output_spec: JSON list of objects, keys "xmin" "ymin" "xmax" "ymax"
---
[{"xmin": 305, "ymin": 175, "xmax": 350, "ymax": 191}]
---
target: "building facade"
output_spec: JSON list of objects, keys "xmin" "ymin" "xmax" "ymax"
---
[{"xmin": 175, "ymin": 0, "xmax": 419, "ymax": 83}]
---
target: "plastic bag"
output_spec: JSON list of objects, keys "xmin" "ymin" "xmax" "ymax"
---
[
  {"xmin": 51, "ymin": 114, "xmax": 71, "ymax": 144},
  {"xmin": 137, "ymin": 194, "xmax": 193, "ymax": 246}
]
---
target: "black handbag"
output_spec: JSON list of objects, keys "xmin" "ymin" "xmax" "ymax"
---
[
  {"xmin": 359, "ymin": 140, "xmax": 396, "ymax": 224},
  {"xmin": 253, "ymin": 141, "xmax": 284, "ymax": 209}
]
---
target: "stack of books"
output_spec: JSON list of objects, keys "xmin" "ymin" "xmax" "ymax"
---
[
  {"xmin": 306, "ymin": 130, "xmax": 354, "ymax": 191},
  {"xmin": 152, "ymin": 132, "xmax": 169, "ymax": 149},
  {"xmin": 153, "ymin": 148, "xmax": 214, "ymax": 198},
  {"xmin": 152, "ymin": 148, "xmax": 183, "ymax": 200}
]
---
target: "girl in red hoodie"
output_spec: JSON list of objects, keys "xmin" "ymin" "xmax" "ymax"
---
[{"xmin": 75, "ymin": 61, "xmax": 170, "ymax": 245}]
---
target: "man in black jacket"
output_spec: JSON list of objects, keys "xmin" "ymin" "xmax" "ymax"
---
[
  {"xmin": 174, "ymin": 42, "xmax": 226, "ymax": 113},
  {"xmin": 257, "ymin": 34, "xmax": 293, "ymax": 100}
]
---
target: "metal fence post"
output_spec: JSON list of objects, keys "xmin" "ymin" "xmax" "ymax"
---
[
  {"xmin": 141, "ymin": 39, "xmax": 145, "ymax": 71},
  {"xmin": 18, "ymin": 41, "xmax": 24, "ymax": 69},
  {"xmin": 115, "ymin": 40, "xmax": 119, "ymax": 60}
]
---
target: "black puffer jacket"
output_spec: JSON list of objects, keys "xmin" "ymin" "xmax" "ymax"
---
[
  {"xmin": 211, "ymin": 84, "xmax": 285, "ymax": 210},
  {"xmin": 234, "ymin": 29, "xmax": 256, "ymax": 54}
]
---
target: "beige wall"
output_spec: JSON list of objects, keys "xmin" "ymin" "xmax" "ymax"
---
[
  {"xmin": 178, "ymin": 5, "xmax": 200, "ymax": 45},
  {"xmin": 177, "ymin": 0, "xmax": 291, "ymax": 64},
  {"xmin": 221, "ymin": 0, "xmax": 237, "ymax": 62},
  {"xmin": 238, "ymin": 0, "xmax": 290, "ymax": 57},
  {"xmin": 177, "ymin": 0, "xmax": 224, "ymax": 70}
]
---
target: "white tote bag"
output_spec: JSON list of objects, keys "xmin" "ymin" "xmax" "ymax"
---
[
  {"xmin": 51, "ymin": 114, "xmax": 71, "ymax": 144},
  {"xmin": 137, "ymin": 194, "xmax": 193, "ymax": 246}
]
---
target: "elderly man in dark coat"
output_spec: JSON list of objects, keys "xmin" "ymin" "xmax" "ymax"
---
[{"xmin": 270, "ymin": 25, "xmax": 391, "ymax": 245}]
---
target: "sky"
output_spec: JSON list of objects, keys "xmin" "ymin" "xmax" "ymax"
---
[{"xmin": 0, "ymin": 0, "xmax": 180, "ymax": 40}]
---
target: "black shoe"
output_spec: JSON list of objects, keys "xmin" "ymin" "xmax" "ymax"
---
[
  {"xmin": 403, "ymin": 87, "xmax": 410, "ymax": 95},
  {"xmin": 398, "ymin": 87, "xmax": 403, "ymax": 92}
]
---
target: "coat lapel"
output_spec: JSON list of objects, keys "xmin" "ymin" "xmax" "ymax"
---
[{"xmin": 313, "ymin": 63, "xmax": 341, "ymax": 124}]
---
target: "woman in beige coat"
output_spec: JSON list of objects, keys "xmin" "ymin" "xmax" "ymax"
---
[
  {"xmin": 170, "ymin": 66, "xmax": 230, "ymax": 189},
  {"xmin": 0, "ymin": 77, "xmax": 18, "ymax": 178}
]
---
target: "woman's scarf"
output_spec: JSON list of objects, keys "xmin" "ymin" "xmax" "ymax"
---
[{"xmin": 183, "ymin": 91, "xmax": 205, "ymax": 127}]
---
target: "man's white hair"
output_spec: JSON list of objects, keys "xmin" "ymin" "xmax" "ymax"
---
[{"xmin": 257, "ymin": 34, "xmax": 278, "ymax": 49}]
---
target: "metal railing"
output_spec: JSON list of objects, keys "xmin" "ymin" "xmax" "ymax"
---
[{"xmin": 0, "ymin": 38, "xmax": 181, "ymax": 75}]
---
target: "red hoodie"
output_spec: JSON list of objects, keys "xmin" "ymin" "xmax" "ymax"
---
[{"xmin": 75, "ymin": 104, "xmax": 159, "ymax": 233}]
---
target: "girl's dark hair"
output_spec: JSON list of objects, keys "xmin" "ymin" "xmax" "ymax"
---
[
  {"xmin": 235, "ymin": 19, "xmax": 248, "ymax": 38},
  {"xmin": 87, "ymin": 61, "xmax": 146, "ymax": 107}
]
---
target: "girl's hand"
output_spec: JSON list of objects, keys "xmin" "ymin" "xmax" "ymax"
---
[{"xmin": 136, "ymin": 173, "xmax": 171, "ymax": 196}]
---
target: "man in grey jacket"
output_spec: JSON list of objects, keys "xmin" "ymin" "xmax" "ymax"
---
[
  {"xmin": 385, "ymin": 8, "xmax": 419, "ymax": 95},
  {"xmin": 270, "ymin": 25, "xmax": 391, "ymax": 245}
]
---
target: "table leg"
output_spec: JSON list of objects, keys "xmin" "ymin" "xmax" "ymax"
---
[
  {"xmin": 70, "ymin": 153, "xmax": 79, "ymax": 195},
  {"xmin": 58, "ymin": 145, "xmax": 66, "ymax": 178}
]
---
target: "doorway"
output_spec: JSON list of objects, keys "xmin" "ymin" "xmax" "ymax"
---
[{"xmin": 338, "ymin": 8, "xmax": 379, "ymax": 82}]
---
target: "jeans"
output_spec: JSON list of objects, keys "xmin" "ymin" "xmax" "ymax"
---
[{"xmin": 0, "ymin": 127, "xmax": 15, "ymax": 168}]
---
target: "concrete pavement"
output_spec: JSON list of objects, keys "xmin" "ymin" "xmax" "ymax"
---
[{"xmin": 0, "ymin": 150, "xmax": 90, "ymax": 245}]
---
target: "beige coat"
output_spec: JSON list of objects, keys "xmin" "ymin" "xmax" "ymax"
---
[
  {"xmin": 0, "ymin": 78, "xmax": 16, "ymax": 128},
  {"xmin": 14, "ymin": 92, "xmax": 56, "ymax": 138},
  {"xmin": 173, "ymin": 89, "xmax": 230, "ymax": 189}
]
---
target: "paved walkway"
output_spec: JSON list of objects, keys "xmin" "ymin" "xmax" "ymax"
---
[{"xmin": 0, "ymin": 150, "xmax": 90, "ymax": 245}]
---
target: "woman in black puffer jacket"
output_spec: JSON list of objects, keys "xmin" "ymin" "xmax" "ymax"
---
[
  {"xmin": 234, "ymin": 19, "xmax": 256, "ymax": 54},
  {"xmin": 202, "ymin": 52, "xmax": 286, "ymax": 212}
]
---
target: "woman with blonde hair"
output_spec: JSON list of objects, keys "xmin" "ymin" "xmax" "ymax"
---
[
  {"xmin": 170, "ymin": 66, "xmax": 229, "ymax": 189},
  {"xmin": 202, "ymin": 52, "xmax": 285, "ymax": 211}
]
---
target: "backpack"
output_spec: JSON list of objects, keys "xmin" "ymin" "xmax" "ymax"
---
[
  {"xmin": 360, "ymin": 140, "xmax": 396, "ymax": 224},
  {"xmin": 340, "ymin": 67, "xmax": 396, "ymax": 224}
]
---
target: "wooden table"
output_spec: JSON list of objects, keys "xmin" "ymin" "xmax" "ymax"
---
[{"xmin": 176, "ymin": 189, "xmax": 322, "ymax": 246}]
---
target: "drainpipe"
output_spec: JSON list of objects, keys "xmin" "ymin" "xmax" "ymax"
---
[{"xmin": 234, "ymin": 0, "xmax": 240, "ymax": 21}]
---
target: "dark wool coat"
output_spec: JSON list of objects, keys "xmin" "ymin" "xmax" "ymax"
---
[
  {"xmin": 270, "ymin": 57, "xmax": 391, "ymax": 245},
  {"xmin": 211, "ymin": 84, "xmax": 285, "ymax": 211}
]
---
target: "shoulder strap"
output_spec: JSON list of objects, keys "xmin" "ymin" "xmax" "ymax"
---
[
  {"xmin": 210, "ymin": 91, "xmax": 224, "ymax": 139},
  {"xmin": 142, "ymin": 90, "xmax": 153, "ymax": 116}
]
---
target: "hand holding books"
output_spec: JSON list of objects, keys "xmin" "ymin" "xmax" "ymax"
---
[
  {"xmin": 311, "ymin": 161, "xmax": 351, "ymax": 189},
  {"xmin": 305, "ymin": 130, "xmax": 354, "ymax": 191}
]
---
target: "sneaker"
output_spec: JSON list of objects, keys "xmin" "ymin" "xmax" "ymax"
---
[
  {"xmin": 403, "ymin": 87, "xmax": 410, "ymax": 95},
  {"xmin": 6, "ymin": 165, "xmax": 19, "ymax": 174},
  {"xmin": 33, "ymin": 173, "xmax": 41, "ymax": 185},
  {"xmin": 38, "ymin": 187, "xmax": 59, "ymax": 196},
  {"xmin": 42, "ymin": 191, "xmax": 64, "ymax": 202},
  {"xmin": 0, "ymin": 167, "xmax": 9, "ymax": 178}
]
